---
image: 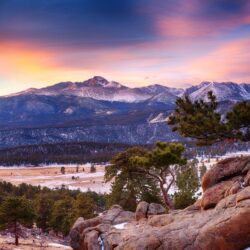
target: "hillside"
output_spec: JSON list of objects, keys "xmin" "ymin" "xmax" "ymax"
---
[{"xmin": 0, "ymin": 77, "xmax": 249, "ymax": 149}]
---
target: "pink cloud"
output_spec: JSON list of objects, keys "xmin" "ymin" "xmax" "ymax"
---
[
  {"xmin": 155, "ymin": 0, "xmax": 250, "ymax": 39},
  {"xmin": 158, "ymin": 14, "xmax": 250, "ymax": 38},
  {"xmin": 186, "ymin": 38, "xmax": 250, "ymax": 83}
]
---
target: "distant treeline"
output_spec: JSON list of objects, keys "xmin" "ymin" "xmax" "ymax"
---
[
  {"xmin": 0, "ymin": 141, "xmax": 133, "ymax": 166},
  {"xmin": 0, "ymin": 140, "xmax": 248, "ymax": 166},
  {"xmin": 185, "ymin": 141, "xmax": 250, "ymax": 159}
]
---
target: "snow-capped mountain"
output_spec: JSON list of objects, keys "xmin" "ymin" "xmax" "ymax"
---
[
  {"xmin": 9, "ymin": 77, "xmax": 250, "ymax": 103},
  {"xmin": 136, "ymin": 84, "xmax": 184, "ymax": 97},
  {"xmin": 185, "ymin": 81, "xmax": 250, "ymax": 102},
  {"xmin": 9, "ymin": 76, "xmax": 184, "ymax": 103},
  {"xmin": 0, "ymin": 77, "xmax": 249, "ymax": 149}
]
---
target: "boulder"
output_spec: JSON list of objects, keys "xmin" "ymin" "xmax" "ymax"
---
[
  {"xmin": 70, "ymin": 205, "xmax": 134, "ymax": 250},
  {"xmin": 83, "ymin": 230, "xmax": 100, "ymax": 250},
  {"xmin": 147, "ymin": 203, "xmax": 166, "ymax": 217},
  {"xmin": 236, "ymin": 186, "xmax": 250, "ymax": 203},
  {"xmin": 201, "ymin": 180, "xmax": 235, "ymax": 209},
  {"xmin": 148, "ymin": 214, "xmax": 174, "ymax": 227},
  {"xmin": 70, "ymin": 217, "xmax": 102, "ymax": 250},
  {"xmin": 184, "ymin": 198, "xmax": 201, "ymax": 211},
  {"xmin": 215, "ymin": 194, "xmax": 236, "ymax": 209},
  {"xmin": 135, "ymin": 201, "xmax": 149, "ymax": 221},
  {"xmin": 244, "ymin": 169, "xmax": 250, "ymax": 186},
  {"xmin": 102, "ymin": 205, "xmax": 124, "ymax": 224},
  {"xmin": 202, "ymin": 156, "xmax": 250, "ymax": 191},
  {"xmin": 113, "ymin": 210, "xmax": 134, "ymax": 224}
]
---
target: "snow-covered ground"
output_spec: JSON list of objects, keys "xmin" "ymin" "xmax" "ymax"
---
[
  {"xmin": 0, "ymin": 163, "xmax": 110, "ymax": 193},
  {"xmin": 0, "ymin": 162, "xmax": 98, "ymax": 169},
  {"xmin": 168, "ymin": 150, "xmax": 250, "ymax": 196}
]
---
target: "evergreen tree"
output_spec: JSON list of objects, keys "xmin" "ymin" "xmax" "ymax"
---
[
  {"xmin": 34, "ymin": 193, "xmax": 53, "ymax": 232},
  {"xmin": 60, "ymin": 166, "xmax": 66, "ymax": 175},
  {"xmin": 107, "ymin": 143, "xmax": 186, "ymax": 210},
  {"xmin": 226, "ymin": 101, "xmax": 250, "ymax": 140},
  {"xmin": 90, "ymin": 164, "xmax": 96, "ymax": 173},
  {"xmin": 131, "ymin": 142, "xmax": 187, "ymax": 209},
  {"xmin": 0, "ymin": 197, "xmax": 35, "ymax": 245},
  {"xmin": 168, "ymin": 91, "xmax": 227, "ymax": 145},
  {"xmin": 72, "ymin": 193, "xmax": 96, "ymax": 221},
  {"xmin": 49, "ymin": 197, "xmax": 73, "ymax": 236},
  {"xmin": 174, "ymin": 165, "xmax": 199, "ymax": 209},
  {"xmin": 105, "ymin": 146, "xmax": 162, "ymax": 211},
  {"xmin": 168, "ymin": 91, "xmax": 250, "ymax": 145},
  {"xmin": 199, "ymin": 163, "xmax": 207, "ymax": 179}
]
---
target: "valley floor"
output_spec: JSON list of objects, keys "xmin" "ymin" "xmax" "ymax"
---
[
  {"xmin": 0, "ymin": 150, "xmax": 249, "ymax": 195},
  {"xmin": 0, "ymin": 164, "xmax": 110, "ymax": 193}
]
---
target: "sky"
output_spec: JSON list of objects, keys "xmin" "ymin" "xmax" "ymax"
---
[{"xmin": 0, "ymin": 0, "xmax": 250, "ymax": 95}]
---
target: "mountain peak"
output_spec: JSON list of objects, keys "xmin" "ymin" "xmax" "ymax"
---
[
  {"xmin": 82, "ymin": 76, "xmax": 126, "ymax": 89},
  {"xmin": 186, "ymin": 81, "xmax": 250, "ymax": 101},
  {"xmin": 83, "ymin": 76, "xmax": 109, "ymax": 87}
]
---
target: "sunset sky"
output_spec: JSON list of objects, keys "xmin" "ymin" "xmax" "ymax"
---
[{"xmin": 0, "ymin": 0, "xmax": 250, "ymax": 95}]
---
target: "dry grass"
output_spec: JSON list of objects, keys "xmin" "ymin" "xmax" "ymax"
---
[{"xmin": 0, "ymin": 165, "xmax": 110, "ymax": 193}]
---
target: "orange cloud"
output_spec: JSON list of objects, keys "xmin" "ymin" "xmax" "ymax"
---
[
  {"xmin": 0, "ymin": 33, "xmax": 249, "ymax": 96},
  {"xmin": 0, "ymin": 41, "xmax": 95, "ymax": 95}
]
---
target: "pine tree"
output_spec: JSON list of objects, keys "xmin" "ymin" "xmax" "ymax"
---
[
  {"xmin": 226, "ymin": 101, "xmax": 250, "ymax": 140},
  {"xmin": 72, "ymin": 193, "xmax": 96, "ymax": 220},
  {"xmin": 60, "ymin": 166, "xmax": 66, "ymax": 175},
  {"xmin": 168, "ymin": 91, "xmax": 228, "ymax": 145},
  {"xmin": 174, "ymin": 165, "xmax": 199, "ymax": 209},
  {"xmin": 90, "ymin": 164, "xmax": 96, "ymax": 173},
  {"xmin": 105, "ymin": 146, "xmax": 162, "ymax": 211},
  {"xmin": 168, "ymin": 91, "xmax": 250, "ymax": 145},
  {"xmin": 131, "ymin": 142, "xmax": 187, "ymax": 209},
  {"xmin": 0, "ymin": 197, "xmax": 35, "ymax": 246},
  {"xmin": 49, "ymin": 197, "xmax": 73, "ymax": 236},
  {"xmin": 106, "ymin": 143, "xmax": 186, "ymax": 210},
  {"xmin": 76, "ymin": 165, "xmax": 79, "ymax": 173},
  {"xmin": 199, "ymin": 163, "xmax": 207, "ymax": 179},
  {"xmin": 34, "ymin": 193, "xmax": 53, "ymax": 232}
]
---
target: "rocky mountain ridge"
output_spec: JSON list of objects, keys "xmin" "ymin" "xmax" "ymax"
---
[
  {"xmin": 0, "ymin": 77, "xmax": 249, "ymax": 149},
  {"xmin": 7, "ymin": 76, "xmax": 250, "ymax": 103}
]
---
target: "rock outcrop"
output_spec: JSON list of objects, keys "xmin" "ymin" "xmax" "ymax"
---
[
  {"xmin": 70, "ymin": 156, "xmax": 250, "ymax": 250},
  {"xmin": 135, "ymin": 202, "xmax": 166, "ymax": 221}
]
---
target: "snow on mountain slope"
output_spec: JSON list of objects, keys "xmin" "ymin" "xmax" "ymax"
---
[
  {"xmin": 6, "ymin": 77, "xmax": 250, "ymax": 104},
  {"xmin": 186, "ymin": 82, "xmax": 250, "ymax": 101},
  {"xmin": 7, "ymin": 76, "xmax": 182, "ymax": 103},
  {"xmin": 148, "ymin": 113, "xmax": 168, "ymax": 123},
  {"xmin": 147, "ymin": 92, "xmax": 177, "ymax": 104},
  {"xmin": 137, "ymin": 84, "xmax": 184, "ymax": 97}
]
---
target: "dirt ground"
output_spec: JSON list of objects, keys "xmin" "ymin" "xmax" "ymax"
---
[
  {"xmin": 0, "ymin": 236, "xmax": 72, "ymax": 249},
  {"xmin": 0, "ymin": 164, "xmax": 110, "ymax": 193}
]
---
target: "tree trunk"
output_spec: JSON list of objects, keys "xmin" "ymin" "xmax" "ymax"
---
[
  {"xmin": 15, "ymin": 234, "xmax": 19, "ymax": 246},
  {"xmin": 14, "ymin": 222, "xmax": 18, "ymax": 246},
  {"xmin": 160, "ymin": 182, "xmax": 174, "ymax": 210}
]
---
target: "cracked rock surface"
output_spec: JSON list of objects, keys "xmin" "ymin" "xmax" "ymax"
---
[{"xmin": 70, "ymin": 156, "xmax": 250, "ymax": 250}]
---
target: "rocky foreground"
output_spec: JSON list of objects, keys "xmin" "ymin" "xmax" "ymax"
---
[{"xmin": 70, "ymin": 156, "xmax": 250, "ymax": 250}]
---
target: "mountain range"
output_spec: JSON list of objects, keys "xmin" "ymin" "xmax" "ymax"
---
[{"xmin": 0, "ymin": 76, "xmax": 249, "ymax": 149}]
